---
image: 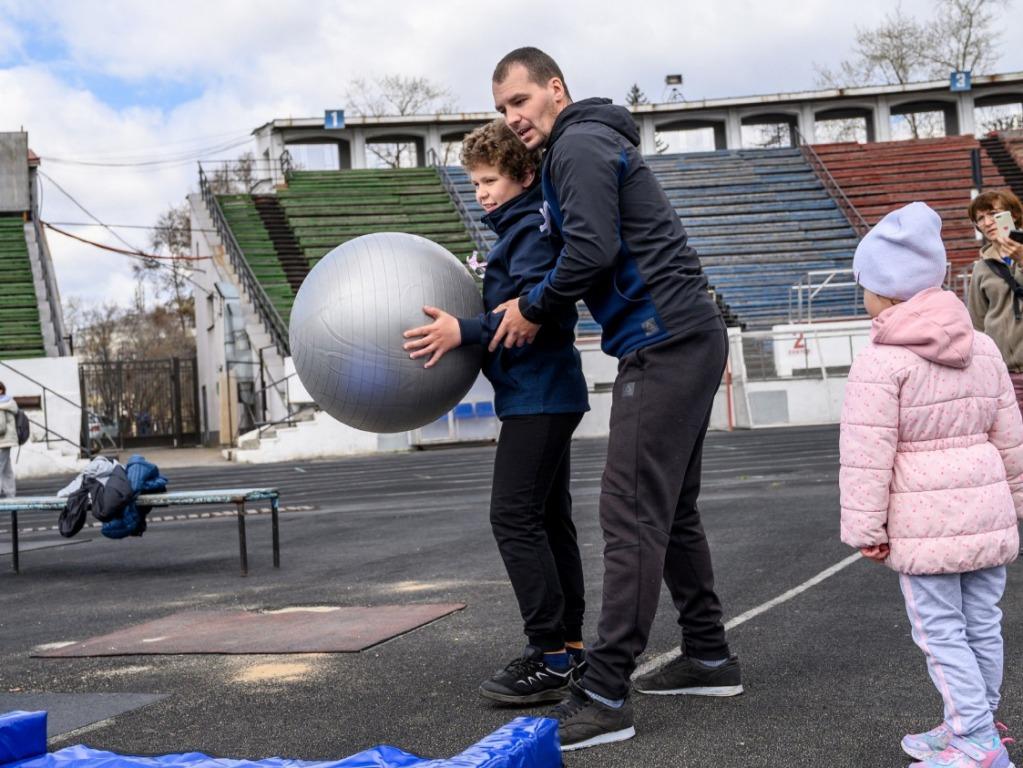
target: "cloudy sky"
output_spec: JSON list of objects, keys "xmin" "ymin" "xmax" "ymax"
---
[{"xmin": 4, "ymin": 0, "xmax": 1023, "ymax": 311}]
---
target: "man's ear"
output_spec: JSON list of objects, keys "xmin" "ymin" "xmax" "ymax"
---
[{"xmin": 549, "ymin": 77, "xmax": 566, "ymax": 104}]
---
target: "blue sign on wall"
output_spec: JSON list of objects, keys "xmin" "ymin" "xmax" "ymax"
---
[
  {"xmin": 950, "ymin": 71, "xmax": 972, "ymax": 92},
  {"xmin": 324, "ymin": 109, "xmax": 346, "ymax": 129}
]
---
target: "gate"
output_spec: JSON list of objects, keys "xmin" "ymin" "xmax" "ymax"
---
[{"xmin": 79, "ymin": 358, "xmax": 200, "ymax": 449}]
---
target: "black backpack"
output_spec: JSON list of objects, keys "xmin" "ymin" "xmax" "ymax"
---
[{"xmin": 14, "ymin": 409, "xmax": 29, "ymax": 446}]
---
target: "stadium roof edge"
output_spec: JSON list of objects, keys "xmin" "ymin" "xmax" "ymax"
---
[{"xmin": 252, "ymin": 71, "xmax": 1023, "ymax": 131}]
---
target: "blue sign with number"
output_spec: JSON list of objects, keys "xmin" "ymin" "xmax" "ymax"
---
[
  {"xmin": 324, "ymin": 109, "xmax": 345, "ymax": 129},
  {"xmin": 950, "ymin": 71, "xmax": 972, "ymax": 92}
]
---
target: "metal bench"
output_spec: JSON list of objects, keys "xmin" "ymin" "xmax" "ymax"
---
[{"xmin": 0, "ymin": 488, "xmax": 280, "ymax": 576}]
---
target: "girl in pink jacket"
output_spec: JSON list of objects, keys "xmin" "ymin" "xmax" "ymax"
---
[{"xmin": 841, "ymin": 202, "xmax": 1023, "ymax": 768}]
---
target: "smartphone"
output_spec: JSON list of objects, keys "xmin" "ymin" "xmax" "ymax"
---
[{"xmin": 994, "ymin": 210, "xmax": 1015, "ymax": 239}]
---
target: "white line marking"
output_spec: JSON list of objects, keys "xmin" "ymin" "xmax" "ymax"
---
[{"xmin": 633, "ymin": 551, "xmax": 863, "ymax": 679}]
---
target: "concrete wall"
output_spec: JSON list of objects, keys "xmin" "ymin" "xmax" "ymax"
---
[
  {"xmin": 0, "ymin": 356, "xmax": 87, "ymax": 478},
  {"xmin": 0, "ymin": 133, "xmax": 29, "ymax": 212}
]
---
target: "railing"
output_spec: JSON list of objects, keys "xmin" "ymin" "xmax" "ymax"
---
[
  {"xmin": 426, "ymin": 148, "xmax": 492, "ymax": 255},
  {"xmin": 198, "ymin": 163, "xmax": 290, "ymax": 357},
  {"xmin": 788, "ymin": 269, "xmax": 864, "ymax": 323},
  {"xmin": 0, "ymin": 360, "xmax": 99, "ymax": 456},
  {"xmin": 28, "ymin": 172, "xmax": 72, "ymax": 356},
  {"xmin": 280, "ymin": 149, "xmax": 294, "ymax": 183},
  {"xmin": 793, "ymin": 127, "xmax": 870, "ymax": 238}
]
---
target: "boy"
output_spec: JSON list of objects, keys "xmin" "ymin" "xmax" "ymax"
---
[{"xmin": 403, "ymin": 119, "xmax": 589, "ymax": 703}]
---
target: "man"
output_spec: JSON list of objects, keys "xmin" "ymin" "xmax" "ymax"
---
[
  {"xmin": 490, "ymin": 47, "xmax": 743, "ymax": 751},
  {"xmin": 0, "ymin": 381, "xmax": 19, "ymax": 497}
]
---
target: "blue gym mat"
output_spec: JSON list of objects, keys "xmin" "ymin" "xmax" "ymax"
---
[{"xmin": 0, "ymin": 711, "xmax": 561, "ymax": 768}]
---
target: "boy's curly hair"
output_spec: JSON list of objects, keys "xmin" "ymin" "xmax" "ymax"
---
[{"xmin": 460, "ymin": 119, "xmax": 540, "ymax": 183}]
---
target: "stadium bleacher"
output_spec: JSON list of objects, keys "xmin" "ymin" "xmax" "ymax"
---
[
  {"xmin": 0, "ymin": 214, "xmax": 46, "ymax": 359},
  {"xmin": 217, "ymin": 194, "xmax": 298, "ymax": 322},
  {"xmin": 647, "ymin": 148, "xmax": 860, "ymax": 327},
  {"xmin": 811, "ymin": 136, "xmax": 1008, "ymax": 273},
  {"xmin": 279, "ymin": 169, "xmax": 477, "ymax": 268},
  {"xmin": 442, "ymin": 148, "xmax": 859, "ymax": 329}
]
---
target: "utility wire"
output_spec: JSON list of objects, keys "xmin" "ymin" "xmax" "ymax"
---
[
  {"xmin": 43, "ymin": 222, "xmax": 210, "ymax": 262},
  {"xmin": 42, "ymin": 136, "xmax": 253, "ymax": 168},
  {"xmin": 38, "ymin": 170, "xmax": 146, "ymax": 253}
]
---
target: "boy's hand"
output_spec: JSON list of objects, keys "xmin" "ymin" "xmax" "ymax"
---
[
  {"xmin": 403, "ymin": 306, "xmax": 461, "ymax": 368},
  {"xmin": 859, "ymin": 544, "xmax": 890, "ymax": 563},
  {"xmin": 489, "ymin": 298, "xmax": 540, "ymax": 352}
]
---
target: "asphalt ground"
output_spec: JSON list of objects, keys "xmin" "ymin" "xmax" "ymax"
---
[{"xmin": 2, "ymin": 424, "xmax": 1022, "ymax": 767}]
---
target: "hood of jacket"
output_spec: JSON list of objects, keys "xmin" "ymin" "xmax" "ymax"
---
[
  {"xmin": 547, "ymin": 97, "xmax": 640, "ymax": 149},
  {"xmin": 871, "ymin": 287, "xmax": 974, "ymax": 368},
  {"xmin": 481, "ymin": 183, "xmax": 544, "ymax": 237}
]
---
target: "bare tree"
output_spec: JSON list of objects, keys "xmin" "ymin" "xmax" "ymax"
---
[
  {"xmin": 347, "ymin": 75, "xmax": 458, "ymax": 167},
  {"xmin": 149, "ymin": 203, "xmax": 194, "ymax": 335},
  {"xmin": 924, "ymin": 0, "xmax": 1006, "ymax": 77},
  {"xmin": 625, "ymin": 83, "xmax": 668, "ymax": 153},
  {"xmin": 208, "ymin": 151, "xmax": 259, "ymax": 194},
  {"xmin": 815, "ymin": 0, "xmax": 1006, "ymax": 138}
]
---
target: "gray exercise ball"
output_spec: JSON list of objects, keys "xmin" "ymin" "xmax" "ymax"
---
[{"xmin": 289, "ymin": 232, "xmax": 483, "ymax": 433}]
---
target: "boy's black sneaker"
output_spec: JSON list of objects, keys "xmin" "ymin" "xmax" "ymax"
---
[
  {"xmin": 551, "ymin": 680, "xmax": 635, "ymax": 751},
  {"xmin": 633, "ymin": 653, "xmax": 744, "ymax": 696},
  {"xmin": 479, "ymin": 646, "xmax": 573, "ymax": 704}
]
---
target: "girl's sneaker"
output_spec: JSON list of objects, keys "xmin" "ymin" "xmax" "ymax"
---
[
  {"xmin": 903, "ymin": 724, "xmax": 953, "ymax": 761},
  {"xmin": 912, "ymin": 734, "xmax": 1015, "ymax": 767}
]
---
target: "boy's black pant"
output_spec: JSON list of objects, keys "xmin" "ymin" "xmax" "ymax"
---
[
  {"xmin": 582, "ymin": 318, "xmax": 731, "ymax": 700},
  {"xmin": 490, "ymin": 411, "xmax": 585, "ymax": 651}
]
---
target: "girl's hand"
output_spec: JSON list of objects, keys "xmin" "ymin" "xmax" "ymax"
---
[
  {"xmin": 403, "ymin": 306, "xmax": 461, "ymax": 368},
  {"xmin": 860, "ymin": 544, "xmax": 890, "ymax": 563}
]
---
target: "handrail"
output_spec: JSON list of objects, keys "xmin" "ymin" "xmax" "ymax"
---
[
  {"xmin": 280, "ymin": 149, "xmax": 293, "ymax": 183},
  {"xmin": 788, "ymin": 268, "xmax": 864, "ymax": 323},
  {"xmin": 198, "ymin": 163, "xmax": 290, "ymax": 357},
  {"xmin": 0, "ymin": 360, "xmax": 105, "ymax": 455},
  {"xmin": 426, "ymin": 148, "xmax": 492, "ymax": 255},
  {"xmin": 28, "ymin": 216, "xmax": 71, "ymax": 356},
  {"xmin": 793, "ymin": 128, "xmax": 870, "ymax": 238}
]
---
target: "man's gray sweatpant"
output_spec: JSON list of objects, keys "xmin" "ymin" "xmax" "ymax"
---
[
  {"xmin": 581, "ymin": 318, "xmax": 731, "ymax": 700},
  {"xmin": 900, "ymin": 566, "xmax": 1006, "ymax": 738},
  {"xmin": 0, "ymin": 447, "xmax": 15, "ymax": 498}
]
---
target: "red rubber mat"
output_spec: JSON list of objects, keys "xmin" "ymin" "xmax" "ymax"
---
[{"xmin": 32, "ymin": 604, "xmax": 465, "ymax": 656}]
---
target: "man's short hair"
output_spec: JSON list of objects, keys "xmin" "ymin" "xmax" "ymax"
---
[
  {"xmin": 460, "ymin": 120, "xmax": 540, "ymax": 183},
  {"xmin": 492, "ymin": 47, "xmax": 571, "ymax": 99},
  {"xmin": 969, "ymin": 189, "xmax": 1023, "ymax": 228}
]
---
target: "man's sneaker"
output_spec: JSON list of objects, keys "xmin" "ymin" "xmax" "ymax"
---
[
  {"xmin": 912, "ymin": 734, "xmax": 1015, "ymax": 767},
  {"xmin": 551, "ymin": 680, "xmax": 635, "ymax": 751},
  {"xmin": 479, "ymin": 646, "xmax": 573, "ymax": 704},
  {"xmin": 569, "ymin": 648, "xmax": 588, "ymax": 682},
  {"xmin": 903, "ymin": 724, "xmax": 954, "ymax": 760},
  {"xmin": 633, "ymin": 653, "xmax": 743, "ymax": 696}
]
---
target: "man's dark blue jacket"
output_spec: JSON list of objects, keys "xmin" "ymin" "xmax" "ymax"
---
[
  {"xmin": 458, "ymin": 184, "xmax": 588, "ymax": 418},
  {"xmin": 519, "ymin": 98, "xmax": 721, "ymax": 359}
]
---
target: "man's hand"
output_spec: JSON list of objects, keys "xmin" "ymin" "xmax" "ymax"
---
[
  {"xmin": 403, "ymin": 306, "xmax": 461, "ymax": 369},
  {"xmin": 488, "ymin": 299, "xmax": 540, "ymax": 352},
  {"xmin": 859, "ymin": 544, "xmax": 890, "ymax": 563}
]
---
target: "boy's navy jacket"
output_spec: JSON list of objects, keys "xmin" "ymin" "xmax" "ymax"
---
[
  {"xmin": 520, "ymin": 97, "xmax": 721, "ymax": 359},
  {"xmin": 457, "ymin": 184, "xmax": 588, "ymax": 418}
]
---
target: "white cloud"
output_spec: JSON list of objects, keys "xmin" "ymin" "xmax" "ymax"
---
[{"xmin": 5, "ymin": 0, "xmax": 1023, "ymax": 311}]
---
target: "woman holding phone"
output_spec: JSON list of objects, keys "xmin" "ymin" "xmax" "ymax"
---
[{"xmin": 967, "ymin": 189, "xmax": 1023, "ymax": 412}]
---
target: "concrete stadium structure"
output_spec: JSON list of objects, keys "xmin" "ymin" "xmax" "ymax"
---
[{"xmin": 254, "ymin": 72, "xmax": 1023, "ymax": 174}]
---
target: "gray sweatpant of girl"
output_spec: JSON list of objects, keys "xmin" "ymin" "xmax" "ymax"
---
[{"xmin": 899, "ymin": 566, "xmax": 1006, "ymax": 739}]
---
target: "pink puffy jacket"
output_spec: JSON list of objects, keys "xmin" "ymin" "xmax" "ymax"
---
[{"xmin": 840, "ymin": 287, "xmax": 1023, "ymax": 575}]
